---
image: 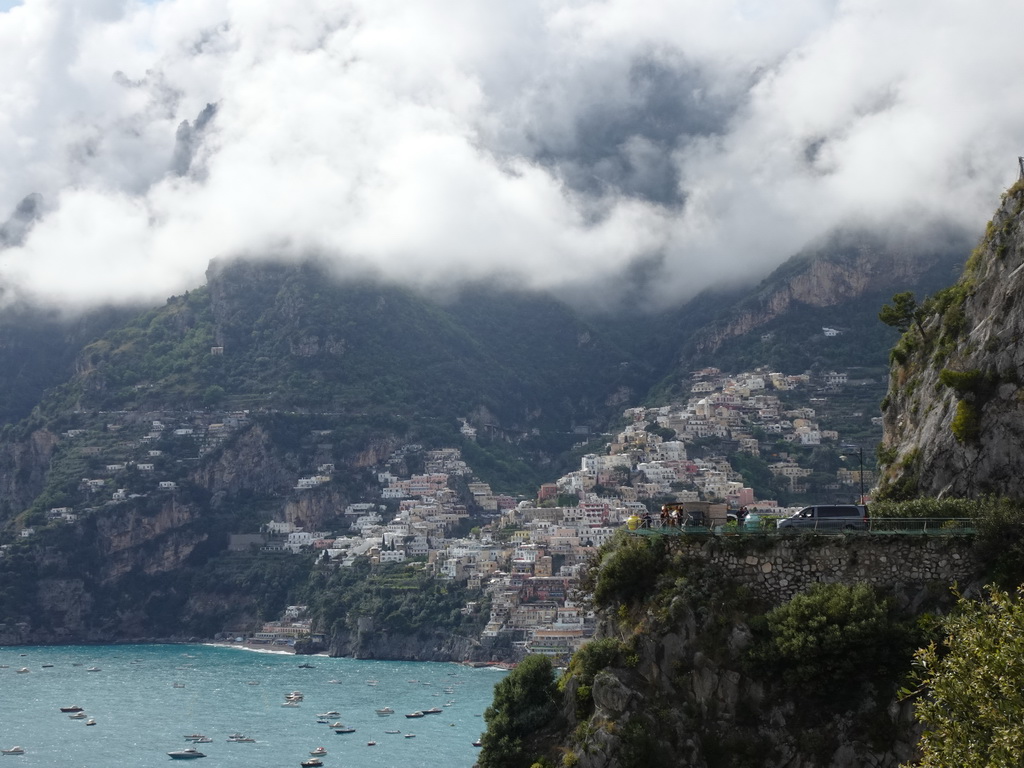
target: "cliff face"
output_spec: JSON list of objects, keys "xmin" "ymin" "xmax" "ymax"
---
[
  {"xmin": 558, "ymin": 608, "xmax": 920, "ymax": 768},
  {"xmin": 692, "ymin": 231, "xmax": 965, "ymax": 355},
  {"xmin": 879, "ymin": 183, "xmax": 1024, "ymax": 498}
]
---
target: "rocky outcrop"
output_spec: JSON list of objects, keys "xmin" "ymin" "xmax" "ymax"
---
[
  {"xmin": 879, "ymin": 182, "xmax": 1024, "ymax": 497},
  {"xmin": 559, "ymin": 602, "xmax": 921, "ymax": 768},
  {"xmin": 327, "ymin": 616, "xmax": 503, "ymax": 663},
  {"xmin": 0, "ymin": 428, "xmax": 59, "ymax": 514}
]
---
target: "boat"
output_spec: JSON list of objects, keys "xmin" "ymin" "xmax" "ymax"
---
[
  {"xmin": 366, "ymin": 679, "xmax": 378, "ymax": 686},
  {"xmin": 309, "ymin": 747, "xmax": 327, "ymax": 757},
  {"xmin": 367, "ymin": 741, "xmax": 377, "ymax": 746},
  {"xmin": 15, "ymin": 668, "xmax": 29, "ymax": 674},
  {"xmin": 333, "ymin": 726, "xmax": 356, "ymax": 734},
  {"xmin": 328, "ymin": 722, "xmax": 345, "ymax": 729},
  {"xmin": 375, "ymin": 707, "xmax": 394, "ymax": 716},
  {"xmin": 85, "ymin": 719, "xmax": 97, "ymax": 726},
  {"xmin": 317, "ymin": 711, "xmax": 340, "ymax": 718},
  {"xmin": 473, "ymin": 739, "xmax": 483, "ymax": 747},
  {"xmin": 183, "ymin": 735, "xmax": 206, "ymax": 742},
  {"xmin": 422, "ymin": 707, "xmax": 443, "ymax": 715},
  {"xmin": 384, "ymin": 729, "xmax": 401, "ymax": 734},
  {"xmin": 298, "ymin": 662, "xmax": 314, "ymax": 669},
  {"xmin": 193, "ymin": 737, "xmax": 211, "ymax": 744},
  {"xmin": 60, "ymin": 706, "xmax": 84, "ymax": 713},
  {"xmin": 86, "ymin": 667, "xmax": 101, "ymax": 672},
  {"xmin": 405, "ymin": 711, "xmax": 425, "ymax": 718},
  {"xmin": 167, "ymin": 748, "xmax": 206, "ymax": 759},
  {"xmin": 41, "ymin": 664, "xmax": 53, "ymax": 668},
  {"xmin": 327, "ymin": 679, "xmax": 342, "ymax": 684},
  {"xmin": 1, "ymin": 747, "xmax": 25, "ymax": 755},
  {"xmin": 69, "ymin": 712, "xmax": 87, "ymax": 720},
  {"xmin": 300, "ymin": 759, "xmax": 323, "ymax": 768},
  {"xmin": 281, "ymin": 700, "xmax": 301, "ymax": 707},
  {"xmin": 404, "ymin": 733, "xmax": 416, "ymax": 738},
  {"xmin": 226, "ymin": 733, "xmax": 255, "ymax": 742}
]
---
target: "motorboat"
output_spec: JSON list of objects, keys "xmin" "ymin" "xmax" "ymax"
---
[
  {"xmin": 422, "ymin": 707, "xmax": 443, "ymax": 715},
  {"xmin": 375, "ymin": 707, "xmax": 394, "ymax": 716},
  {"xmin": 226, "ymin": 733, "xmax": 255, "ymax": 742},
  {"xmin": 405, "ymin": 711, "xmax": 425, "ymax": 718},
  {"xmin": 183, "ymin": 735, "xmax": 207, "ymax": 742},
  {"xmin": 172, "ymin": 683, "xmax": 186, "ymax": 688},
  {"xmin": 85, "ymin": 719, "xmax": 97, "ymax": 726},
  {"xmin": 1, "ymin": 747, "xmax": 25, "ymax": 755},
  {"xmin": 86, "ymin": 667, "xmax": 101, "ymax": 672},
  {"xmin": 328, "ymin": 722, "xmax": 344, "ymax": 729},
  {"xmin": 317, "ymin": 711, "xmax": 340, "ymax": 718},
  {"xmin": 167, "ymin": 748, "xmax": 206, "ymax": 759},
  {"xmin": 384, "ymin": 729, "xmax": 401, "ymax": 734},
  {"xmin": 309, "ymin": 747, "xmax": 327, "ymax": 757},
  {"xmin": 367, "ymin": 741, "xmax": 377, "ymax": 746},
  {"xmin": 60, "ymin": 706, "xmax": 84, "ymax": 713},
  {"xmin": 404, "ymin": 733, "xmax": 416, "ymax": 738},
  {"xmin": 333, "ymin": 726, "xmax": 356, "ymax": 734},
  {"xmin": 300, "ymin": 759, "xmax": 323, "ymax": 768},
  {"xmin": 15, "ymin": 668, "xmax": 29, "ymax": 674},
  {"xmin": 193, "ymin": 737, "xmax": 211, "ymax": 744},
  {"xmin": 68, "ymin": 712, "xmax": 87, "ymax": 720},
  {"xmin": 473, "ymin": 739, "xmax": 483, "ymax": 747}
]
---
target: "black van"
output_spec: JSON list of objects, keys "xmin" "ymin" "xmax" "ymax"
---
[{"xmin": 776, "ymin": 504, "xmax": 869, "ymax": 531}]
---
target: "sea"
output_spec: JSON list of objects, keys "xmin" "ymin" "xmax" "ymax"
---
[{"xmin": 0, "ymin": 644, "xmax": 508, "ymax": 768}]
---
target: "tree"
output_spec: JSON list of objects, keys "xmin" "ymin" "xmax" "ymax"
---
[
  {"xmin": 904, "ymin": 586, "xmax": 1024, "ymax": 767},
  {"xmin": 479, "ymin": 655, "xmax": 560, "ymax": 768},
  {"xmin": 879, "ymin": 292, "xmax": 927, "ymax": 338}
]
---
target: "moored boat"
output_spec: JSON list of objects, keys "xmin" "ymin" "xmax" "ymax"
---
[
  {"xmin": 375, "ymin": 706, "xmax": 394, "ymax": 716},
  {"xmin": 59, "ymin": 706, "xmax": 84, "ymax": 713},
  {"xmin": 167, "ymin": 748, "xmax": 206, "ymax": 759},
  {"xmin": 300, "ymin": 759, "xmax": 323, "ymax": 767},
  {"xmin": 405, "ymin": 711, "xmax": 424, "ymax": 718},
  {"xmin": 1, "ymin": 746, "xmax": 25, "ymax": 755},
  {"xmin": 309, "ymin": 747, "xmax": 327, "ymax": 757}
]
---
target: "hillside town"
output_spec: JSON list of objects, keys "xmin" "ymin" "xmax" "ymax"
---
[{"xmin": 4, "ymin": 365, "xmax": 879, "ymax": 660}]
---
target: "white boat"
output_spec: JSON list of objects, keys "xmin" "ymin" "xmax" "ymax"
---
[
  {"xmin": 405, "ymin": 711, "xmax": 425, "ymax": 719},
  {"xmin": 300, "ymin": 759, "xmax": 323, "ymax": 768},
  {"xmin": 85, "ymin": 719, "xmax": 97, "ymax": 726},
  {"xmin": 317, "ymin": 711, "xmax": 340, "ymax": 718},
  {"xmin": 226, "ymin": 733, "xmax": 255, "ymax": 742},
  {"xmin": 15, "ymin": 668, "xmax": 29, "ymax": 674},
  {"xmin": 384, "ymin": 729, "xmax": 401, "ymax": 734},
  {"xmin": 375, "ymin": 707, "xmax": 394, "ymax": 716},
  {"xmin": 86, "ymin": 667, "xmax": 101, "ymax": 672},
  {"xmin": 68, "ymin": 712, "xmax": 87, "ymax": 720},
  {"xmin": 1, "ymin": 746, "xmax": 25, "ymax": 755},
  {"xmin": 404, "ymin": 733, "xmax": 416, "ymax": 738},
  {"xmin": 328, "ymin": 722, "xmax": 345, "ymax": 729},
  {"xmin": 167, "ymin": 748, "xmax": 206, "ymax": 759},
  {"xmin": 367, "ymin": 741, "xmax": 377, "ymax": 746},
  {"xmin": 309, "ymin": 747, "xmax": 327, "ymax": 757}
]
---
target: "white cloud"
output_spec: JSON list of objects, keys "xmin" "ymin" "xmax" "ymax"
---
[{"xmin": 0, "ymin": 0, "xmax": 1020, "ymax": 311}]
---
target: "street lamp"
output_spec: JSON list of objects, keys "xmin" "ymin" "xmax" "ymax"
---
[{"xmin": 841, "ymin": 445, "xmax": 865, "ymax": 504}]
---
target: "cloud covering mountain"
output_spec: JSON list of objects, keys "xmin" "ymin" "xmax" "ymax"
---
[{"xmin": 0, "ymin": 0, "xmax": 1021, "ymax": 311}]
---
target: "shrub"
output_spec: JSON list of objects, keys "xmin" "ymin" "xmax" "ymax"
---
[{"xmin": 748, "ymin": 583, "xmax": 916, "ymax": 709}]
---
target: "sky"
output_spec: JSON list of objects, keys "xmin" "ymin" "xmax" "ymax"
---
[{"xmin": 0, "ymin": 0, "xmax": 1022, "ymax": 313}]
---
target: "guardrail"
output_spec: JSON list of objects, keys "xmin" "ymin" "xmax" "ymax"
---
[{"xmin": 628, "ymin": 518, "xmax": 976, "ymax": 536}]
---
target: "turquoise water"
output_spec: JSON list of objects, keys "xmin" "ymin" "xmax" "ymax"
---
[{"xmin": 0, "ymin": 644, "xmax": 506, "ymax": 767}]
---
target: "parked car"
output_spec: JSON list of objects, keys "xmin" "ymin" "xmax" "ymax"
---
[{"xmin": 776, "ymin": 504, "xmax": 869, "ymax": 531}]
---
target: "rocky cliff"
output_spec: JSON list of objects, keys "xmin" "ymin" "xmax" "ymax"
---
[
  {"xmin": 690, "ymin": 229, "xmax": 967, "ymax": 356},
  {"xmin": 879, "ymin": 182, "xmax": 1024, "ymax": 498}
]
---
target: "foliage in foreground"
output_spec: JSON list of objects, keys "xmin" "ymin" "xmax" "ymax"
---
[
  {"xmin": 479, "ymin": 655, "xmax": 561, "ymax": 768},
  {"xmin": 903, "ymin": 586, "xmax": 1024, "ymax": 768}
]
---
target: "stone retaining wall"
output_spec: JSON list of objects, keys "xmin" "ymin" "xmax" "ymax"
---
[{"xmin": 668, "ymin": 534, "xmax": 978, "ymax": 603}]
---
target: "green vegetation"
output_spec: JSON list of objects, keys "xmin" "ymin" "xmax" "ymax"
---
[
  {"xmin": 904, "ymin": 586, "xmax": 1024, "ymax": 768},
  {"xmin": 305, "ymin": 559, "xmax": 487, "ymax": 643},
  {"xmin": 748, "ymin": 583, "xmax": 918, "ymax": 709},
  {"xmin": 479, "ymin": 655, "xmax": 562, "ymax": 768}
]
